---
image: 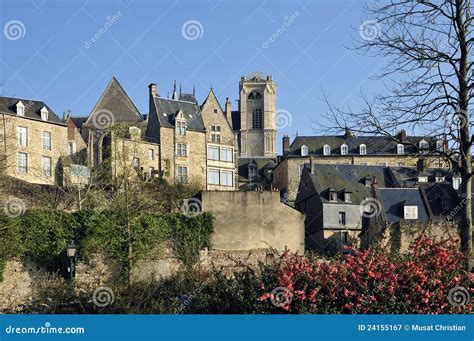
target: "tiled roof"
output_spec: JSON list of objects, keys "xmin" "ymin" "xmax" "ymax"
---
[{"xmin": 0, "ymin": 96, "xmax": 64, "ymax": 125}]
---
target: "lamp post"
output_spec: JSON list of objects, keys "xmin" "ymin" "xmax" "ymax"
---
[{"xmin": 66, "ymin": 240, "xmax": 77, "ymax": 282}]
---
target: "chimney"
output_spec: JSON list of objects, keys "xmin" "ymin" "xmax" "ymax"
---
[
  {"xmin": 416, "ymin": 158, "xmax": 426, "ymax": 173},
  {"xmin": 344, "ymin": 127, "xmax": 353, "ymax": 138},
  {"xmin": 397, "ymin": 129, "xmax": 407, "ymax": 143},
  {"xmin": 283, "ymin": 135, "xmax": 290, "ymax": 155},
  {"xmin": 148, "ymin": 83, "xmax": 157, "ymax": 98},
  {"xmin": 225, "ymin": 97, "xmax": 231, "ymax": 118},
  {"xmin": 309, "ymin": 157, "xmax": 314, "ymax": 174}
]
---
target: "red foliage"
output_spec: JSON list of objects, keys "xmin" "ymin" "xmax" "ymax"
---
[{"xmin": 259, "ymin": 235, "xmax": 473, "ymax": 314}]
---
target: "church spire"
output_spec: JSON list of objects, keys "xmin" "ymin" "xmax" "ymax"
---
[{"xmin": 172, "ymin": 80, "xmax": 177, "ymax": 100}]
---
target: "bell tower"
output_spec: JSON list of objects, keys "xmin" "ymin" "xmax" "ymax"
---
[{"xmin": 239, "ymin": 72, "xmax": 277, "ymax": 158}]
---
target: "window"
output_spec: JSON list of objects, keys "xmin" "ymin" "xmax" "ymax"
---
[
  {"xmin": 40, "ymin": 107, "xmax": 49, "ymax": 121},
  {"xmin": 252, "ymin": 108, "xmax": 263, "ymax": 129},
  {"xmin": 342, "ymin": 231, "xmax": 349, "ymax": 244},
  {"xmin": 176, "ymin": 143, "xmax": 187, "ymax": 157},
  {"xmin": 177, "ymin": 166, "xmax": 188, "ymax": 183},
  {"xmin": 16, "ymin": 102, "xmax": 25, "ymax": 116},
  {"xmin": 397, "ymin": 144, "xmax": 404, "ymax": 155},
  {"xmin": 301, "ymin": 144, "xmax": 308, "ymax": 156},
  {"xmin": 404, "ymin": 206, "xmax": 418, "ymax": 220},
  {"xmin": 359, "ymin": 144, "xmax": 367, "ymax": 155},
  {"xmin": 213, "ymin": 109, "xmax": 218, "ymax": 114},
  {"xmin": 418, "ymin": 176, "xmax": 428, "ymax": 183},
  {"xmin": 42, "ymin": 156, "xmax": 52, "ymax": 177},
  {"xmin": 323, "ymin": 144, "xmax": 331, "ymax": 156},
  {"xmin": 220, "ymin": 147, "xmax": 233, "ymax": 162},
  {"xmin": 344, "ymin": 192, "xmax": 351, "ymax": 203},
  {"xmin": 42, "ymin": 131, "xmax": 51, "ymax": 151},
  {"xmin": 208, "ymin": 146, "xmax": 219, "ymax": 160},
  {"xmin": 211, "ymin": 133, "xmax": 221, "ymax": 143},
  {"xmin": 17, "ymin": 152, "xmax": 27, "ymax": 173},
  {"xmin": 68, "ymin": 142, "xmax": 76, "ymax": 155},
  {"xmin": 149, "ymin": 148, "xmax": 154, "ymax": 160},
  {"xmin": 453, "ymin": 177, "xmax": 462, "ymax": 190},
  {"xmin": 132, "ymin": 157, "xmax": 140, "ymax": 169},
  {"xmin": 329, "ymin": 191, "xmax": 337, "ymax": 202},
  {"xmin": 211, "ymin": 125, "xmax": 221, "ymax": 132},
  {"xmin": 208, "ymin": 169, "xmax": 220, "ymax": 185},
  {"xmin": 249, "ymin": 166, "xmax": 257, "ymax": 179},
  {"xmin": 338, "ymin": 212, "xmax": 346, "ymax": 225},
  {"xmin": 436, "ymin": 139, "xmax": 444, "ymax": 152},
  {"xmin": 221, "ymin": 171, "xmax": 233, "ymax": 186},
  {"xmin": 176, "ymin": 121, "xmax": 186, "ymax": 135},
  {"xmin": 148, "ymin": 167, "xmax": 155, "ymax": 177},
  {"xmin": 17, "ymin": 126, "xmax": 27, "ymax": 147},
  {"xmin": 341, "ymin": 144, "xmax": 348, "ymax": 155},
  {"xmin": 419, "ymin": 140, "xmax": 429, "ymax": 152}
]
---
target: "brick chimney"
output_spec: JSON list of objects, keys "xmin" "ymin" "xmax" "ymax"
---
[
  {"xmin": 148, "ymin": 83, "xmax": 157, "ymax": 98},
  {"xmin": 344, "ymin": 127, "xmax": 353, "ymax": 138},
  {"xmin": 225, "ymin": 97, "xmax": 231, "ymax": 117},
  {"xmin": 283, "ymin": 135, "xmax": 290, "ymax": 155},
  {"xmin": 397, "ymin": 129, "xmax": 407, "ymax": 143}
]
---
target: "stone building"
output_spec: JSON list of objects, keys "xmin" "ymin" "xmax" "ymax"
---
[
  {"xmin": 0, "ymin": 96, "xmax": 67, "ymax": 185},
  {"xmin": 230, "ymin": 72, "xmax": 278, "ymax": 190},
  {"xmin": 274, "ymin": 130, "xmax": 448, "ymax": 204},
  {"xmin": 200, "ymin": 88, "xmax": 238, "ymax": 190}
]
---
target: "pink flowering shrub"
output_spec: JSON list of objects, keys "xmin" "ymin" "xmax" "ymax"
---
[{"xmin": 259, "ymin": 235, "xmax": 473, "ymax": 314}]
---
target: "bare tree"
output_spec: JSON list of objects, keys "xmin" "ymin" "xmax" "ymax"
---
[{"xmin": 323, "ymin": 0, "xmax": 473, "ymax": 269}]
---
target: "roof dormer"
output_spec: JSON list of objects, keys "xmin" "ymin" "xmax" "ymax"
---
[
  {"xmin": 359, "ymin": 144, "xmax": 367, "ymax": 155},
  {"xmin": 323, "ymin": 144, "xmax": 331, "ymax": 156},
  {"xmin": 341, "ymin": 143, "xmax": 348, "ymax": 155},
  {"xmin": 16, "ymin": 101, "xmax": 25, "ymax": 116},
  {"xmin": 301, "ymin": 144, "xmax": 308, "ymax": 156},
  {"xmin": 40, "ymin": 106, "xmax": 49, "ymax": 121}
]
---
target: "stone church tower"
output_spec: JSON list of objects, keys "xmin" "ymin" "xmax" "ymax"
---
[{"xmin": 238, "ymin": 72, "xmax": 277, "ymax": 158}]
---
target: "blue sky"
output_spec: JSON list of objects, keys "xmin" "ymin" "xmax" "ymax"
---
[{"xmin": 1, "ymin": 0, "xmax": 384, "ymax": 152}]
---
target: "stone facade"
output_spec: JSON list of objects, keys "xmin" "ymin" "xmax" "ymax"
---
[
  {"xmin": 0, "ymin": 113, "xmax": 67, "ymax": 185},
  {"xmin": 200, "ymin": 89, "xmax": 238, "ymax": 190}
]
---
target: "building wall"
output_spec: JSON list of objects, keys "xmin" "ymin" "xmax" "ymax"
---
[
  {"xmin": 200, "ymin": 91, "xmax": 238, "ymax": 191},
  {"xmin": 65, "ymin": 117, "xmax": 87, "ymax": 165},
  {"xmin": 0, "ymin": 114, "xmax": 67, "ymax": 185},
  {"xmin": 201, "ymin": 191, "xmax": 304, "ymax": 253}
]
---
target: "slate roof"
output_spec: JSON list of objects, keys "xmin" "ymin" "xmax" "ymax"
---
[
  {"xmin": 286, "ymin": 135, "xmax": 436, "ymax": 158},
  {"xmin": 71, "ymin": 117, "xmax": 87, "ymax": 129},
  {"xmin": 0, "ymin": 96, "xmax": 64, "ymax": 125},
  {"xmin": 179, "ymin": 93, "xmax": 197, "ymax": 103},
  {"xmin": 84, "ymin": 77, "xmax": 143, "ymax": 128},
  {"xmin": 297, "ymin": 164, "xmax": 398, "ymax": 205},
  {"xmin": 152, "ymin": 96, "xmax": 205, "ymax": 132},
  {"xmin": 238, "ymin": 157, "xmax": 277, "ymax": 181},
  {"xmin": 378, "ymin": 188, "xmax": 430, "ymax": 223},
  {"xmin": 390, "ymin": 167, "xmax": 451, "ymax": 187},
  {"xmin": 231, "ymin": 111, "xmax": 241, "ymax": 131},
  {"xmin": 419, "ymin": 182, "xmax": 462, "ymax": 219}
]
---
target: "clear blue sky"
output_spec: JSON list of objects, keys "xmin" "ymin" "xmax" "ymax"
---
[{"xmin": 1, "ymin": 0, "xmax": 384, "ymax": 152}]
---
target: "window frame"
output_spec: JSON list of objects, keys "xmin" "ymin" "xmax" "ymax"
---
[
  {"xmin": 208, "ymin": 168, "xmax": 220, "ymax": 185},
  {"xmin": 359, "ymin": 144, "xmax": 367, "ymax": 155},
  {"xmin": 341, "ymin": 144, "xmax": 348, "ymax": 155},
  {"xmin": 17, "ymin": 126, "xmax": 28, "ymax": 147},
  {"xmin": 42, "ymin": 131, "xmax": 52, "ymax": 151},
  {"xmin": 404, "ymin": 205, "xmax": 418, "ymax": 220},
  {"xmin": 323, "ymin": 144, "xmax": 331, "ymax": 156},
  {"xmin": 301, "ymin": 144, "xmax": 308, "ymax": 156},
  {"xmin": 397, "ymin": 144, "xmax": 404, "ymax": 155},
  {"xmin": 220, "ymin": 170, "xmax": 233, "ymax": 187},
  {"xmin": 220, "ymin": 147, "xmax": 233, "ymax": 162},
  {"xmin": 177, "ymin": 165, "xmax": 188, "ymax": 183},
  {"xmin": 17, "ymin": 152, "xmax": 28, "ymax": 173},
  {"xmin": 176, "ymin": 143, "xmax": 188, "ymax": 157},
  {"xmin": 42, "ymin": 156, "xmax": 52, "ymax": 177},
  {"xmin": 338, "ymin": 212, "xmax": 346, "ymax": 225}
]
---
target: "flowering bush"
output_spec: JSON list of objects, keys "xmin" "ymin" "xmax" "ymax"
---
[{"xmin": 259, "ymin": 235, "xmax": 473, "ymax": 314}]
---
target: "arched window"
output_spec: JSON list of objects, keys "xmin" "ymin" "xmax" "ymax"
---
[
  {"xmin": 252, "ymin": 108, "xmax": 263, "ymax": 129},
  {"xmin": 341, "ymin": 144, "xmax": 348, "ymax": 155},
  {"xmin": 359, "ymin": 144, "xmax": 367, "ymax": 155},
  {"xmin": 255, "ymin": 92, "xmax": 262, "ymax": 99},
  {"xmin": 248, "ymin": 93, "xmax": 255, "ymax": 99},
  {"xmin": 419, "ymin": 140, "xmax": 429, "ymax": 149},
  {"xmin": 301, "ymin": 144, "xmax": 308, "ymax": 156},
  {"xmin": 397, "ymin": 144, "xmax": 404, "ymax": 155},
  {"xmin": 323, "ymin": 144, "xmax": 331, "ymax": 156}
]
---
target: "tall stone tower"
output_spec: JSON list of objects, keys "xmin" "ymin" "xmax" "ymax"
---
[{"xmin": 238, "ymin": 72, "xmax": 277, "ymax": 158}]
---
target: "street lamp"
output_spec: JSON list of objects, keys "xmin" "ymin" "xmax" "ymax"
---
[{"xmin": 66, "ymin": 240, "xmax": 77, "ymax": 281}]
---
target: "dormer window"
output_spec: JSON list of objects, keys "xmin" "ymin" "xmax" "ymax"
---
[
  {"xmin": 418, "ymin": 176, "xmax": 428, "ymax": 183},
  {"xmin": 404, "ymin": 205, "xmax": 418, "ymax": 220},
  {"xmin": 453, "ymin": 176, "xmax": 462, "ymax": 190},
  {"xmin": 397, "ymin": 144, "xmax": 404, "ymax": 155},
  {"xmin": 40, "ymin": 107, "xmax": 49, "ymax": 121},
  {"xmin": 301, "ymin": 144, "xmax": 308, "ymax": 156},
  {"xmin": 359, "ymin": 144, "xmax": 367, "ymax": 155},
  {"xmin": 16, "ymin": 101, "xmax": 25, "ymax": 116},
  {"xmin": 435, "ymin": 176, "xmax": 445, "ymax": 182},
  {"xmin": 249, "ymin": 165, "xmax": 257, "ymax": 179},
  {"xmin": 323, "ymin": 144, "xmax": 331, "ymax": 156},
  {"xmin": 364, "ymin": 176, "xmax": 372, "ymax": 187},
  {"xmin": 343, "ymin": 190, "xmax": 352, "ymax": 203},
  {"xmin": 176, "ymin": 120, "xmax": 186, "ymax": 135},
  {"xmin": 329, "ymin": 189, "xmax": 337, "ymax": 202},
  {"xmin": 436, "ymin": 139, "xmax": 445, "ymax": 152},
  {"xmin": 341, "ymin": 144, "xmax": 348, "ymax": 155},
  {"xmin": 419, "ymin": 140, "xmax": 429, "ymax": 154}
]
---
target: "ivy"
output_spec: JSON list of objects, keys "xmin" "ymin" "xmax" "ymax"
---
[{"xmin": 0, "ymin": 210, "xmax": 213, "ymax": 282}]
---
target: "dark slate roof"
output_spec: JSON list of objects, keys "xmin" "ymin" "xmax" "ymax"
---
[
  {"xmin": 419, "ymin": 182, "xmax": 461, "ymax": 219},
  {"xmin": 298, "ymin": 164, "xmax": 398, "ymax": 205},
  {"xmin": 378, "ymin": 188, "xmax": 430, "ymax": 223},
  {"xmin": 238, "ymin": 157, "xmax": 277, "ymax": 181},
  {"xmin": 71, "ymin": 117, "xmax": 87, "ymax": 129},
  {"xmin": 84, "ymin": 77, "xmax": 143, "ymax": 128},
  {"xmin": 152, "ymin": 96, "xmax": 205, "ymax": 131},
  {"xmin": 0, "ymin": 96, "xmax": 64, "ymax": 125},
  {"xmin": 179, "ymin": 93, "xmax": 197, "ymax": 103},
  {"xmin": 231, "ymin": 111, "xmax": 240, "ymax": 131},
  {"xmin": 286, "ymin": 135, "xmax": 436, "ymax": 158},
  {"xmin": 390, "ymin": 167, "xmax": 451, "ymax": 187}
]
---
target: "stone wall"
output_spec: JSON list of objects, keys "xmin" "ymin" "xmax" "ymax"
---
[{"xmin": 201, "ymin": 191, "xmax": 305, "ymax": 253}]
